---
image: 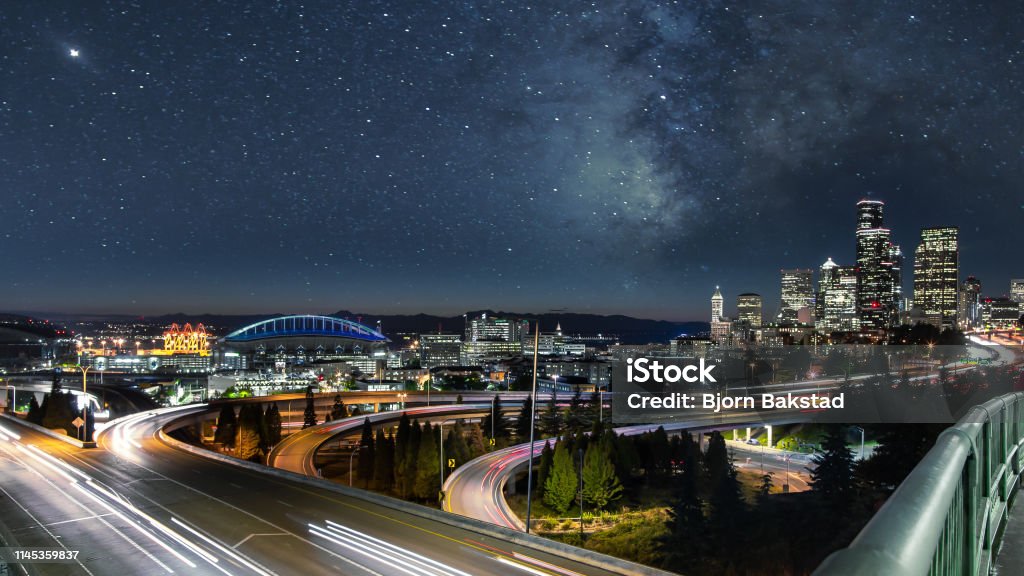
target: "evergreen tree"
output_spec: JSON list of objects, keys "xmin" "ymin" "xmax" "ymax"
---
[
  {"xmin": 414, "ymin": 423, "xmax": 440, "ymax": 500},
  {"xmin": 214, "ymin": 405, "xmax": 237, "ymax": 447},
  {"xmin": 540, "ymin": 393, "xmax": 563, "ymax": 438},
  {"xmin": 660, "ymin": 434, "xmax": 708, "ymax": 571},
  {"xmin": 42, "ymin": 391, "xmax": 77, "ymax": 435},
  {"xmin": 455, "ymin": 394, "xmax": 463, "ymax": 404},
  {"xmin": 587, "ymin": 391, "xmax": 601, "ymax": 425},
  {"xmin": 302, "ymin": 386, "xmax": 318, "ymax": 429},
  {"xmin": 393, "ymin": 412, "xmax": 413, "ymax": 493},
  {"xmin": 329, "ymin": 394, "xmax": 347, "ymax": 421},
  {"xmin": 26, "ymin": 396, "xmax": 42, "ymax": 424},
  {"xmin": 357, "ymin": 418, "xmax": 376, "ymax": 488},
  {"xmin": 264, "ymin": 404, "xmax": 282, "ymax": 446},
  {"xmin": 543, "ymin": 442, "xmax": 578, "ymax": 514},
  {"xmin": 236, "ymin": 404, "xmax": 262, "ymax": 461},
  {"xmin": 443, "ymin": 421, "xmax": 471, "ymax": 471},
  {"xmin": 514, "ymin": 394, "xmax": 533, "ymax": 440},
  {"xmin": 50, "ymin": 370, "xmax": 63, "ymax": 395},
  {"xmin": 466, "ymin": 422, "xmax": 487, "ymax": 459},
  {"xmin": 581, "ymin": 439, "xmax": 623, "ymax": 510},
  {"xmin": 810, "ymin": 425, "xmax": 856, "ymax": 514},
  {"xmin": 536, "ymin": 440, "xmax": 554, "ymax": 501},
  {"xmin": 398, "ymin": 419, "xmax": 423, "ymax": 498},
  {"xmin": 565, "ymin": 387, "xmax": 589, "ymax": 434},
  {"xmin": 373, "ymin": 429, "xmax": 395, "ymax": 491},
  {"xmin": 481, "ymin": 395, "xmax": 508, "ymax": 446},
  {"xmin": 705, "ymin": 432, "xmax": 748, "ymax": 574},
  {"xmin": 758, "ymin": 473, "xmax": 774, "ymax": 500}
]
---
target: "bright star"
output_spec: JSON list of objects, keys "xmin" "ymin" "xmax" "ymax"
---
[{"xmin": 69, "ymin": 49, "xmax": 80, "ymax": 58}]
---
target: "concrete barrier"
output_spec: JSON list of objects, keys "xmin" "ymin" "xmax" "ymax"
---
[
  {"xmin": 159, "ymin": 422, "xmax": 676, "ymax": 576},
  {"xmin": 0, "ymin": 412, "xmax": 97, "ymax": 448}
]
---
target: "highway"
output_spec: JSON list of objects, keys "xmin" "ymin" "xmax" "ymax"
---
[
  {"xmin": 442, "ymin": 416, "xmax": 803, "ymax": 531},
  {"xmin": 267, "ymin": 404, "xmax": 494, "ymax": 477},
  {"xmin": 81, "ymin": 406, "xmax": 653, "ymax": 575}
]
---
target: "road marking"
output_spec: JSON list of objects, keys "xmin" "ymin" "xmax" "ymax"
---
[
  {"xmin": 275, "ymin": 499, "xmax": 293, "ymax": 507},
  {"xmin": 43, "ymin": 513, "xmax": 114, "ymax": 527},
  {"xmin": 232, "ymin": 532, "xmax": 288, "ymax": 549},
  {"xmin": 92, "ymin": 421, "xmax": 382, "ymax": 576}
]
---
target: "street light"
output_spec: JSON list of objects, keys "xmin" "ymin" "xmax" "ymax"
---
[
  {"xmin": 524, "ymin": 322, "xmax": 540, "ymax": 534},
  {"xmin": 578, "ymin": 447, "xmax": 585, "ymax": 540},
  {"xmin": 397, "ymin": 392, "xmax": 407, "ymax": 409},
  {"xmin": 77, "ymin": 365, "xmax": 91, "ymax": 441},
  {"xmin": 348, "ymin": 445, "xmax": 361, "ymax": 486}
]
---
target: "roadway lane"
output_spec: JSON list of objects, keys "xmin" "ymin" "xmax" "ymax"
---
[
  {"xmin": 97, "ymin": 407, "xmax": 658, "ymax": 576},
  {"xmin": 268, "ymin": 404, "xmax": 492, "ymax": 477},
  {"xmin": 0, "ymin": 419, "xmax": 249, "ymax": 576},
  {"xmin": 442, "ymin": 418, "xmax": 789, "ymax": 531}
]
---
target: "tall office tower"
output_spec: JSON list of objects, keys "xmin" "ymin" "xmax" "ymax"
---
[
  {"xmin": 822, "ymin": 266, "xmax": 860, "ymax": 333},
  {"xmin": 889, "ymin": 243, "xmax": 904, "ymax": 313},
  {"xmin": 857, "ymin": 199, "xmax": 884, "ymax": 230},
  {"xmin": 913, "ymin": 227, "xmax": 959, "ymax": 329},
  {"xmin": 855, "ymin": 200, "xmax": 899, "ymax": 330},
  {"xmin": 958, "ymin": 276, "xmax": 983, "ymax": 328},
  {"xmin": 780, "ymin": 269, "xmax": 814, "ymax": 323},
  {"xmin": 736, "ymin": 293, "xmax": 763, "ymax": 328},
  {"xmin": 711, "ymin": 286, "xmax": 724, "ymax": 323},
  {"xmin": 816, "ymin": 257, "xmax": 838, "ymax": 322}
]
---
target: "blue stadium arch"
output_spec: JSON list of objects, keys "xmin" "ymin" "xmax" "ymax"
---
[{"xmin": 223, "ymin": 315, "xmax": 388, "ymax": 344}]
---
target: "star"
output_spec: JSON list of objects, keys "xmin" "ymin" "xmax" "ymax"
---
[{"xmin": 69, "ymin": 49, "xmax": 80, "ymax": 58}]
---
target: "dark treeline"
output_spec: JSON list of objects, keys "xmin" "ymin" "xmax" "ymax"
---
[{"xmin": 212, "ymin": 402, "xmax": 282, "ymax": 461}]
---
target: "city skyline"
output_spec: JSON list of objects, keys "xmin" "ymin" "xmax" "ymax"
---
[{"xmin": 2, "ymin": 2, "xmax": 1022, "ymax": 320}]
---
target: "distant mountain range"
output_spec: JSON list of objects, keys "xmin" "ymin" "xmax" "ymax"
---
[{"xmin": 8, "ymin": 310, "xmax": 708, "ymax": 345}]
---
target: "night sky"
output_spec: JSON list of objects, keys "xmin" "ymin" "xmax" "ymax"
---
[{"xmin": 2, "ymin": 1, "xmax": 1021, "ymax": 321}]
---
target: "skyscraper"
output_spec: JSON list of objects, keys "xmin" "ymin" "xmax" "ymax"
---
[
  {"xmin": 711, "ymin": 286, "xmax": 724, "ymax": 323},
  {"xmin": 822, "ymin": 266, "xmax": 860, "ymax": 333},
  {"xmin": 736, "ymin": 293, "xmax": 763, "ymax": 328},
  {"xmin": 780, "ymin": 269, "xmax": 813, "ymax": 323},
  {"xmin": 816, "ymin": 257, "xmax": 838, "ymax": 322},
  {"xmin": 855, "ymin": 200, "xmax": 900, "ymax": 330},
  {"xmin": 913, "ymin": 227, "xmax": 959, "ymax": 328},
  {"xmin": 958, "ymin": 276, "xmax": 982, "ymax": 329}
]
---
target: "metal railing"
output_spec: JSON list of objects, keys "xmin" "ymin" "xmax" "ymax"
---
[{"xmin": 814, "ymin": 392, "xmax": 1024, "ymax": 576}]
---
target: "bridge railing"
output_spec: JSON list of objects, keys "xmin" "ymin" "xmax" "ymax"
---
[{"xmin": 814, "ymin": 391, "xmax": 1024, "ymax": 576}]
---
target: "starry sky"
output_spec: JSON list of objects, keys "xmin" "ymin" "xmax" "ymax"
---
[{"xmin": 1, "ymin": 1, "xmax": 1021, "ymax": 321}]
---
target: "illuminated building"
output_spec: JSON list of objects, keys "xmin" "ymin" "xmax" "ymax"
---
[
  {"xmin": 736, "ymin": 293, "xmax": 763, "ymax": 329},
  {"xmin": 711, "ymin": 286, "xmax": 724, "ymax": 323},
  {"xmin": 418, "ymin": 334, "xmax": 462, "ymax": 368},
  {"xmin": 913, "ymin": 227, "xmax": 959, "ymax": 329},
  {"xmin": 78, "ymin": 323, "xmax": 213, "ymax": 373},
  {"xmin": 821, "ymin": 266, "xmax": 860, "ymax": 333},
  {"xmin": 958, "ymin": 276, "xmax": 982, "ymax": 329},
  {"xmin": 855, "ymin": 200, "xmax": 901, "ymax": 330},
  {"xmin": 1011, "ymin": 279, "xmax": 1024, "ymax": 304},
  {"xmin": 815, "ymin": 257, "xmax": 837, "ymax": 322},
  {"xmin": 981, "ymin": 298, "xmax": 1021, "ymax": 329},
  {"xmin": 466, "ymin": 313, "xmax": 527, "ymax": 343},
  {"xmin": 780, "ymin": 269, "xmax": 813, "ymax": 324},
  {"xmin": 218, "ymin": 315, "xmax": 389, "ymax": 370}
]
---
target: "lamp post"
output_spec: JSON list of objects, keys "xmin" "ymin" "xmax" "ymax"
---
[
  {"xmin": 397, "ymin": 392, "xmax": 407, "ymax": 410},
  {"xmin": 578, "ymin": 447, "xmax": 584, "ymax": 540},
  {"xmin": 438, "ymin": 418, "xmax": 458, "ymax": 502},
  {"xmin": 524, "ymin": 322, "xmax": 540, "ymax": 534},
  {"xmin": 77, "ymin": 365, "xmax": 91, "ymax": 441}
]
